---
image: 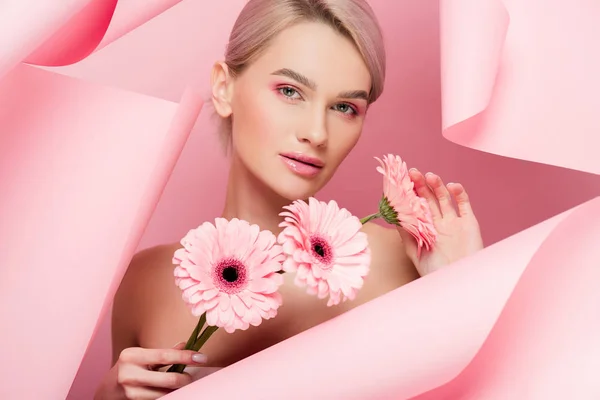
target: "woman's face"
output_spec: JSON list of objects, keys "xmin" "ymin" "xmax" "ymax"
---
[{"xmin": 212, "ymin": 21, "xmax": 372, "ymax": 201}]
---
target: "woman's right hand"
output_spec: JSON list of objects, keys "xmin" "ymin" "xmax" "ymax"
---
[{"xmin": 95, "ymin": 342, "xmax": 208, "ymax": 399}]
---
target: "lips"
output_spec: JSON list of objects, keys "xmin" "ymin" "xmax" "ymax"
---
[
  {"xmin": 279, "ymin": 153, "xmax": 325, "ymax": 178},
  {"xmin": 280, "ymin": 153, "xmax": 324, "ymax": 168}
]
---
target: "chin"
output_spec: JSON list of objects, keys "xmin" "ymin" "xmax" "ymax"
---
[{"xmin": 270, "ymin": 179, "xmax": 322, "ymax": 202}]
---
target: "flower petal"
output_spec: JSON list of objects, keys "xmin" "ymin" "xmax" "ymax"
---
[
  {"xmin": 172, "ymin": 217, "xmax": 283, "ymax": 333},
  {"xmin": 277, "ymin": 197, "xmax": 371, "ymax": 306}
]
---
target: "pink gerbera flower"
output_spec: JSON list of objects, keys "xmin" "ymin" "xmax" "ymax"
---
[
  {"xmin": 375, "ymin": 154, "xmax": 437, "ymax": 257},
  {"xmin": 277, "ymin": 198, "xmax": 371, "ymax": 307},
  {"xmin": 173, "ymin": 218, "xmax": 285, "ymax": 333}
]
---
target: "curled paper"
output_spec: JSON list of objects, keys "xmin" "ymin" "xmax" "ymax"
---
[
  {"xmin": 0, "ymin": 0, "xmax": 598, "ymax": 398},
  {"xmin": 0, "ymin": 65, "xmax": 202, "ymax": 398},
  {"xmin": 440, "ymin": 0, "xmax": 600, "ymax": 175},
  {"xmin": 412, "ymin": 199, "xmax": 600, "ymax": 399},
  {"xmin": 0, "ymin": 0, "xmax": 91, "ymax": 78},
  {"xmin": 39, "ymin": 0, "xmax": 247, "ymax": 103},
  {"xmin": 1, "ymin": 3, "xmax": 205, "ymax": 397},
  {"xmin": 0, "ymin": 0, "xmax": 184, "ymax": 77},
  {"xmin": 439, "ymin": 0, "xmax": 509, "ymax": 129}
]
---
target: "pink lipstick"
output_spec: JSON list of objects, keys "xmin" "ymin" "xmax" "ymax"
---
[{"xmin": 279, "ymin": 152, "xmax": 324, "ymax": 178}]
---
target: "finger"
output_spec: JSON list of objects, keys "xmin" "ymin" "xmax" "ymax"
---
[
  {"xmin": 409, "ymin": 168, "xmax": 441, "ymax": 219},
  {"xmin": 119, "ymin": 347, "xmax": 208, "ymax": 368},
  {"xmin": 121, "ymin": 367, "xmax": 194, "ymax": 390},
  {"xmin": 425, "ymin": 172, "xmax": 456, "ymax": 217},
  {"xmin": 395, "ymin": 224, "xmax": 417, "ymax": 260},
  {"xmin": 447, "ymin": 182, "xmax": 473, "ymax": 217},
  {"xmin": 148, "ymin": 342, "xmax": 188, "ymax": 371}
]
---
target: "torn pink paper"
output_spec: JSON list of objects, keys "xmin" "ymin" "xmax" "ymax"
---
[
  {"xmin": 440, "ymin": 0, "xmax": 600, "ymax": 175},
  {"xmin": 0, "ymin": 64, "xmax": 202, "ymax": 398}
]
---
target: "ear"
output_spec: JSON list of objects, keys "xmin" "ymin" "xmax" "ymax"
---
[{"xmin": 210, "ymin": 61, "xmax": 234, "ymax": 118}]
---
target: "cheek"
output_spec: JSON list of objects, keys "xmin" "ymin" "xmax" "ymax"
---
[
  {"xmin": 328, "ymin": 121, "xmax": 363, "ymax": 160},
  {"xmin": 232, "ymin": 89, "xmax": 286, "ymax": 148}
]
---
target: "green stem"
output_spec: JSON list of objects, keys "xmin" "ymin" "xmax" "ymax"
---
[
  {"xmin": 192, "ymin": 325, "xmax": 219, "ymax": 352},
  {"xmin": 166, "ymin": 313, "xmax": 207, "ymax": 374},
  {"xmin": 360, "ymin": 213, "xmax": 380, "ymax": 225},
  {"xmin": 186, "ymin": 313, "xmax": 206, "ymax": 350}
]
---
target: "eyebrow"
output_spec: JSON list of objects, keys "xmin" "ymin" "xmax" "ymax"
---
[{"xmin": 271, "ymin": 68, "xmax": 369, "ymax": 101}]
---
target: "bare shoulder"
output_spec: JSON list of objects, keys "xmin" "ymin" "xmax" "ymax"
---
[
  {"xmin": 111, "ymin": 243, "xmax": 181, "ymax": 360},
  {"xmin": 115, "ymin": 243, "xmax": 180, "ymax": 304},
  {"xmin": 358, "ymin": 222, "xmax": 420, "ymax": 298}
]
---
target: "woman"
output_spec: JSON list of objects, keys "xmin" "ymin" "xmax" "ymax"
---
[{"xmin": 95, "ymin": 0, "xmax": 484, "ymax": 398}]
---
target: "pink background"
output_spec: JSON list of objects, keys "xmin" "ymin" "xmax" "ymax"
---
[{"xmin": 55, "ymin": 0, "xmax": 600, "ymax": 398}]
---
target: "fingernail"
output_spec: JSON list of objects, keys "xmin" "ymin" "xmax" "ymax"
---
[
  {"xmin": 409, "ymin": 168, "xmax": 418, "ymax": 172},
  {"xmin": 172, "ymin": 341, "xmax": 186, "ymax": 348},
  {"xmin": 447, "ymin": 182, "xmax": 455, "ymax": 186},
  {"xmin": 192, "ymin": 353, "xmax": 208, "ymax": 363}
]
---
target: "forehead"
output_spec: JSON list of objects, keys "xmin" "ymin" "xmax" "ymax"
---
[{"xmin": 246, "ymin": 21, "xmax": 372, "ymax": 93}]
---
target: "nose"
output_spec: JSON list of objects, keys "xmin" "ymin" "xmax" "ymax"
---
[{"xmin": 296, "ymin": 108, "xmax": 328, "ymax": 148}]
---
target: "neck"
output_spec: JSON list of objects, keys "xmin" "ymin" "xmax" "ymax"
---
[{"xmin": 221, "ymin": 153, "xmax": 290, "ymax": 236}]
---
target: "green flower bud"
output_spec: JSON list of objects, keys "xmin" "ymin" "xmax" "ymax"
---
[{"xmin": 378, "ymin": 195, "xmax": 400, "ymax": 226}]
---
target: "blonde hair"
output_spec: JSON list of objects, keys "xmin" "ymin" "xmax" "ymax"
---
[{"xmin": 218, "ymin": 0, "xmax": 386, "ymax": 143}]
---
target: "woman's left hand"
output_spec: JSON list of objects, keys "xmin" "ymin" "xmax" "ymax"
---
[{"xmin": 399, "ymin": 168, "xmax": 484, "ymax": 276}]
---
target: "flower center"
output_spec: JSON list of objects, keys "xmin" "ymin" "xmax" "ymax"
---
[
  {"xmin": 314, "ymin": 244, "xmax": 325, "ymax": 257},
  {"xmin": 213, "ymin": 257, "xmax": 247, "ymax": 294},
  {"xmin": 310, "ymin": 235, "xmax": 333, "ymax": 269},
  {"xmin": 222, "ymin": 266, "xmax": 238, "ymax": 282}
]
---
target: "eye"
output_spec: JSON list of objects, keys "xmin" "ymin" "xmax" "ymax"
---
[
  {"xmin": 278, "ymin": 86, "xmax": 302, "ymax": 100},
  {"xmin": 333, "ymin": 103, "xmax": 357, "ymax": 115}
]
